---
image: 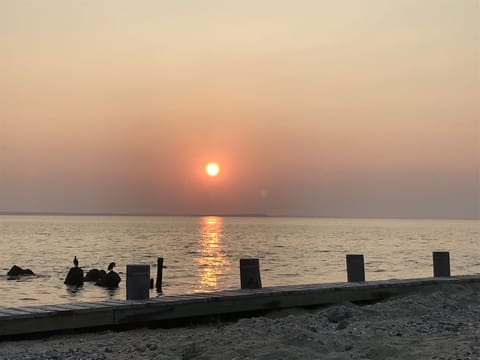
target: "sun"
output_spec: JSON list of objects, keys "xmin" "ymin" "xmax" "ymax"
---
[{"xmin": 205, "ymin": 162, "xmax": 220, "ymax": 177}]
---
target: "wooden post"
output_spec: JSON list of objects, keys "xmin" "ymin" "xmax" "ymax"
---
[
  {"xmin": 433, "ymin": 251, "xmax": 450, "ymax": 277},
  {"xmin": 126, "ymin": 264, "xmax": 150, "ymax": 300},
  {"xmin": 346, "ymin": 254, "xmax": 365, "ymax": 282},
  {"xmin": 240, "ymin": 258, "xmax": 262, "ymax": 289},
  {"xmin": 156, "ymin": 257, "xmax": 163, "ymax": 292},
  {"xmin": 149, "ymin": 278, "xmax": 154, "ymax": 289}
]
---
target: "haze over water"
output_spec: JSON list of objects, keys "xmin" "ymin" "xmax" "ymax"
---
[{"xmin": 1, "ymin": 215, "xmax": 479, "ymax": 307}]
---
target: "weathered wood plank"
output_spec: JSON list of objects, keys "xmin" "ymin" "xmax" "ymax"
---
[
  {"xmin": 8, "ymin": 307, "xmax": 53, "ymax": 314},
  {"xmin": 72, "ymin": 302, "xmax": 114, "ymax": 309},
  {"xmin": 0, "ymin": 308, "xmax": 36, "ymax": 316}
]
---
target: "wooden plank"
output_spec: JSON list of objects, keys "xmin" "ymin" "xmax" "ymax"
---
[
  {"xmin": 58, "ymin": 303, "xmax": 97, "ymax": 310},
  {"xmin": 9, "ymin": 307, "xmax": 53, "ymax": 314},
  {"xmin": 39, "ymin": 305, "xmax": 81, "ymax": 312},
  {"xmin": 212, "ymin": 291, "xmax": 248, "ymax": 297},
  {"xmin": 153, "ymin": 297, "xmax": 188, "ymax": 302},
  {"xmin": 159, "ymin": 295, "xmax": 200, "ymax": 300},
  {"xmin": 0, "ymin": 308, "xmax": 35, "ymax": 316},
  {"xmin": 72, "ymin": 302, "xmax": 114, "ymax": 309},
  {"xmin": 97, "ymin": 300, "xmax": 134, "ymax": 308}
]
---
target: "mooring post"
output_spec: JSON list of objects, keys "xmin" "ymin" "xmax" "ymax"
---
[
  {"xmin": 126, "ymin": 264, "xmax": 150, "ymax": 300},
  {"xmin": 346, "ymin": 254, "xmax": 365, "ymax": 282},
  {"xmin": 240, "ymin": 258, "xmax": 262, "ymax": 289},
  {"xmin": 156, "ymin": 257, "xmax": 164, "ymax": 292},
  {"xmin": 433, "ymin": 251, "xmax": 450, "ymax": 277}
]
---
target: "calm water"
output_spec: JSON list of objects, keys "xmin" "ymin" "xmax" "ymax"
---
[{"xmin": 0, "ymin": 215, "xmax": 479, "ymax": 307}]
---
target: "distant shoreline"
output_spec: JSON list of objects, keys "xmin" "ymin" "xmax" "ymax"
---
[
  {"xmin": 0, "ymin": 212, "xmax": 271, "ymax": 218},
  {"xmin": 0, "ymin": 212, "xmax": 477, "ymax": 220}
]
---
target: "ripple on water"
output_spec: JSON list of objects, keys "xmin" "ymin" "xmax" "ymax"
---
[{"xmin": 0, "ymin": 216, "xmax": 479, "ymax": 307}]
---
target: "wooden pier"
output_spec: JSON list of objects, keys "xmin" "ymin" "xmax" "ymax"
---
[{"xmin": 1, "ymin": 275, "xmax": 479, "ymax": 337}]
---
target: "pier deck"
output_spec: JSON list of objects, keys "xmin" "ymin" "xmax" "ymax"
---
[{"xmin": 1, "ymin": 275, "xmax": 479, "ymax": 337}]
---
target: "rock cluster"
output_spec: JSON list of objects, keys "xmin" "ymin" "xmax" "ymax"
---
[{"xmin": 6, "ymin": 265, "xmax": 35, "ymax": 277}]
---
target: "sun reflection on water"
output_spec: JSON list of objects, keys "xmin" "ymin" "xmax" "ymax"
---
[{"xmin": 194, "ymin": 217, "xmax": 230, "ymax": 291}]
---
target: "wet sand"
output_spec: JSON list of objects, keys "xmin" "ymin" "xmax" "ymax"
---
[{"xmin": 0, "ymin": 284, "xmax": 479, "ymax": 359}]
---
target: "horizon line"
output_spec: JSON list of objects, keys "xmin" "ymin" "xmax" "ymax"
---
[{"xmin": 0, "ymin": 211, "xmax": 477, "ymax": 221}]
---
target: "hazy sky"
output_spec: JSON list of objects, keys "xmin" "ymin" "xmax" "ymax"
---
[{"xmin": 1, "ymin": 0, "xmax": 479, "ymax": 218}]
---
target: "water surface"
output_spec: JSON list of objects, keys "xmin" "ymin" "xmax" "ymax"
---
[{"xmin": 0, "ymin": 216, "xmax": 478, "ymax": 307}]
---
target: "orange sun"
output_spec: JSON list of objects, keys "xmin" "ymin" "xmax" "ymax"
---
[{"xmin": 205, "ymin": 162, "xmax": 220, "ymax": 177}]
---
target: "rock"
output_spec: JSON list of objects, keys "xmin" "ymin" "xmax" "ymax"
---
[
  {"xmin": 7, "ymin": 265, "xmax": 35, "ymax": 277},
  {"xmin": 134, "ymin": 342, "xmax": 146, "ymax": 352},
  {"xmin": 182, "ymin": 343, "xmax": 199, "ymax": 360},
  {"xmin": 336, "ymin": 320, "xmax": 348, "ymax": 330},
  {"xmin": 95, "ymin": 271, "xmax": 121, "ymax": 288},
  {"xmin": 85, "ymin": 269, "xmax": 106, "ymax": 282},
  {"xmin": 104, "ymin": 347, "xmax": 113, "ymax": 353},
  {"xmin": 326, "ymin": 305, "xmax": 353, "ymax": 323},
  {"xmin": 147, "ymin": 344, "xmax": 158, "ymax": 351},
  {"xmin": 64, "ymin": 267, "xmax": 84, "ymax": 285}
]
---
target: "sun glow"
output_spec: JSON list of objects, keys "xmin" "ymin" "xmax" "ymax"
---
[{"xmin": 205, "ymin": 162, "xmax": 220, "ymax": 177}]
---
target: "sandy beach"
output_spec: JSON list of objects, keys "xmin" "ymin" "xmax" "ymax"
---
[{"xmin": 0, "ymin": 283, "xmax": 479, "ymax": 360}]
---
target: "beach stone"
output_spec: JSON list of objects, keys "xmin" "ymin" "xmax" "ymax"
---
[
  {"xmin": 134, "ymin": 342, "xmax": 147, "ymax": 352},
  {"xmin": 64, "ymin": 267, "xmax": 84, "ymax": 285},
  {"xmin": 308, "ymin": 325, "xmax": 318, "ymax": 333},
  {"xmin": 147, "ymin": 343, "xmax": 158, "ymax": 351},
  {"xmin": 336, "ymin": 320, "xmax": 349, "ymax": 330},
  {"xmin": 182, "ymin": 343, "xmax": 199, "ymax": 359},
  {"xmin": 364, "ymin": 345, "xmax": 398, "ymax": 359},
  {"xmin": 326, "ymin": 305, "xmax": 353, "ymax": 323},
  {"xmin": 7, "ymin": 265, "xmax": 35, "ymax": 277}
]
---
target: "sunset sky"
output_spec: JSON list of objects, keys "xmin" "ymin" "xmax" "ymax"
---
[{"xmin": 1, "ymin": 0, "xmax": 478, "ymax": 218}]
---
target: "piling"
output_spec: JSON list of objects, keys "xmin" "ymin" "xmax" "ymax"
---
[
  {"xmin": 346, "ymin": 254, "xmax": 365, "ymax": 282},
  {"xmin": 433, "ymin": 251, "xmax": 450, "ymax": 277},
  {"xmin": 156, "ymin": 257, "xmax": 164, "ymax": 292},
  {"xmin": 240, "ymin": 258, "xmax": 262, "ymax": 289},
  {"xmin": 126, "ymin": 265, "xmax": 150, "ymax": 300}
]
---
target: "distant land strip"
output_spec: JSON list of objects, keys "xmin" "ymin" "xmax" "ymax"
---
[
  {"xmin": 0, "ymin": 212, "xmax": 477, "ymax": 220},
  {"xmin": 0, "ymin": 211, "xmax": 270, "ymax": 217}
]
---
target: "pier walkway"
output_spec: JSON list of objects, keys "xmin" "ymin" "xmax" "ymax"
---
[{"xmin": 1, "ymin": 275, "xmax": 479, "ymax": 337}]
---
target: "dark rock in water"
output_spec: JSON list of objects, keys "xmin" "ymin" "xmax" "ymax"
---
[
  {"xmin": 95, "ymin": 270, "xmax": 121, "ymax": 288},
  {"xmin": 84, "ymin": 269, "xmax": 106, "ymax": 282},
  {"xmin": 7, "ymin": 265, "xmax": 35, "ymax": 276},
  {"xmin": 64, "ymin": 267, "xmax": 84, "ymax": 286}
]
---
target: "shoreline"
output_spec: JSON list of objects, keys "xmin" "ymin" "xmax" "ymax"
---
[{"xmin": 0, "ymin": 283, "xmax": 479, "ymax": 359}]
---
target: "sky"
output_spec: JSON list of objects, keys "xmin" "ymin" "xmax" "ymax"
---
[{"xmin": 0, "ymin": 0, "xmax": 479, "ymax": 219}]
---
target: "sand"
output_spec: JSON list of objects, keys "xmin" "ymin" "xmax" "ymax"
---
[{"xmin": 0, "ymin": 284, "xmax": 479, "ymax": 360}]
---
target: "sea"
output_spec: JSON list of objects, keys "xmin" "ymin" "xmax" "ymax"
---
[{"xmin": 0, "ymin": 215, "xmax": 479, "ymax": 307}]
